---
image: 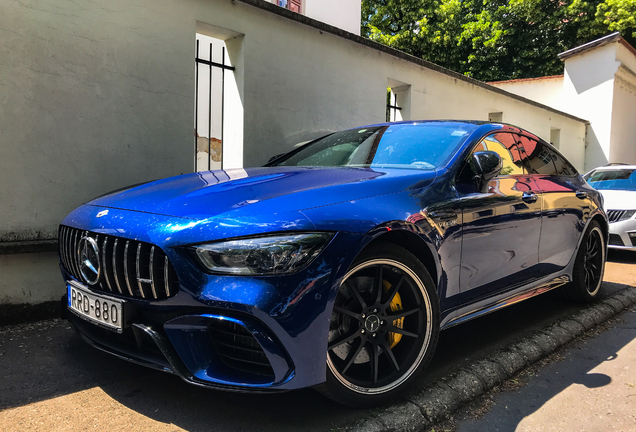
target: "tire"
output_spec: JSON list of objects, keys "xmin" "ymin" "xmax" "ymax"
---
[
  {"xmin": 562, "ymin": 221, "xmax": 606, "ymax": 303},
  {"xmin": 318, "ymin": 242, "xmax": 440, "ymax": 407}
]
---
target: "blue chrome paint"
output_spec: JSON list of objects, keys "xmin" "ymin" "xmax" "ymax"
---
[{"xmin": 58, "ymin": 121, "xmax": 607, "ymax": 392}]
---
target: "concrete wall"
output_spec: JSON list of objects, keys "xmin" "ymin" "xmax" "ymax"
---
[
  {"xmin": 491, "ymin": 77, "xmax": 565, "ymax": 111},
  {"xmin": 610, "ymin": 65, "xmax": 636, "ymax": 164},
  {"xmin": 0, "ymin": 0, "xmax": 586, "ymax": 305},
  {"xmin": 491, "ymin": 37, "xmax": 636, "ymax": 171}
]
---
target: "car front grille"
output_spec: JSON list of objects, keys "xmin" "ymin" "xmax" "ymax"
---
[
  {"xmin": 208, "ymin": 319, "xmax": 275, "ymax": 378},
  {"xmin": 606, "ymin": 210, "xmax": 636, "ymax": 223},
  {"xmin": 59, "ymin": 225, "xmax": 179, "ymax": 300},
  {"xmin": 609, "ymin": 234, "xmax": 625, "ymax": 246}
]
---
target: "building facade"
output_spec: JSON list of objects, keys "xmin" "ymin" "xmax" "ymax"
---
[
  {"xmin": 491, "ymin": 33, "xmax": 636, "ymax": 171},
  {"xmin": 1, "ymin": 0, "xmax": 588, "ymax": 310}
]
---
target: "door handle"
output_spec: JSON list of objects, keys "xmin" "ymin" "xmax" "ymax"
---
[
  {"xmin": 576, "ymin": 191, "xmax": 588, "ymax": 200},
  {"xmin": 522, "ymin": 192, "xmax": 538, "ymax": 204},
  {"xmin": 428, "ymin": 211, "xmax": 457, "ymax": 221}
]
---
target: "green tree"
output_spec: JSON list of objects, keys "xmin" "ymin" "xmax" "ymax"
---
[{"xmin": 362, "ymin": 0, "xmax": 636, "ymax": 81}]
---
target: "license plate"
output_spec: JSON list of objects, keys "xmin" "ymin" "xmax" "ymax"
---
[{"xmin": 68, "ymin": 281, "xmax": 125, "ymax": 333}]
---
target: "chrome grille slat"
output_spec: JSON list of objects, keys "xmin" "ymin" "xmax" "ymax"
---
[
  {"xmin": 113, "ymin": 239, "xmax": 124, "ymax": 294},
  {"xmin": 95, "ymin": 234, "xmax": 105, "ymax": 291},
  {"xmin": 58, "ymin": 226, "xmax": 178, "ymax": 300},
  {"xmin": 149, "ymin": 246, "xmax": 158, "ymax": 299},
  {"xmin": 102, "ymin": 237, "xmax": 114, "ymax": 292},
  {"xmin": 71, "ymin": 229, "xmax": 81, "ymax": 278},
  {"xmin": 124, "ymin": 241, "xmax": 134, "ymax": 296},
  {"xmin": 59, "ymin": 227, "xmax": 69, "ymax": 273},
  {"xmin": 135, "ymin": 243, "xmax": 146, "ymax": 299},
  {"xmin": 164, "ymin": 256, "xmax": 171, "ymax": 297},
  {"xmin": 65, "ymin": 227, "xmax": 73, "ymax": 275},
  {"xmin": 607, "ymin": 209, "xmax": 635, "ymax": 223},
  {"xmin": 67, "ymin": 228, "xmax": 75, "ymax": 277}
]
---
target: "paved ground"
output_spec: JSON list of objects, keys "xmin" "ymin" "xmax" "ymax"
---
[
  {"xmin": 452, "ymin": 306, "xmax": 636, "ymax": 432},
  {"xmin": 0, "ymin": 250, "xmax": 634, "ymax": 431}
]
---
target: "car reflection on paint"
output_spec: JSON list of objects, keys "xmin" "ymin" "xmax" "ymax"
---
[
  {"xmin": 584, "ymin": 164, "xmax": 636, "ymax": 251},
  {"xmin": 58, "ymin": 121, "xmax": 608, "ymax": 407}
]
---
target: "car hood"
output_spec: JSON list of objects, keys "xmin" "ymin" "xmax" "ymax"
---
[
  {"xmin": 598, "ymin": 189, "xmax": 636, "ymax": 211},
  {"xmin": 87, "ymin": 167, "xmax": 437, "ymax": 220}
]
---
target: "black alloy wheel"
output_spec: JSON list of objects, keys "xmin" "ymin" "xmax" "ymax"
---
[
  {"xmin": 583, "ymin": 226, "xmax": 604, "ymax": 293},
  {"xmin": 564, "ymin": 221, "xmax": 606, "ymax": 302},
  {"xmin": 320, "ymin": 243, "xmax": 439, "ymax": 407}
]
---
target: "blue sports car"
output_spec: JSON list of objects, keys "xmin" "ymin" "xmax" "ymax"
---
[{"xmin": 59, "ymin": 121, "xmax": 607, "ymax": 406}]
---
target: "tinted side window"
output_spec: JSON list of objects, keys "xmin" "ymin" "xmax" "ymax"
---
[
  {"xmin": 472, "ymin": 132, "xmax": 526, "ymax": 176},
  {"xmin": 518, "ymin": 136, "xmax": 557, "ymax": 175},
  {"xmin": 546, "ymin": 148, "xmax": 577, "ymax": 176}
]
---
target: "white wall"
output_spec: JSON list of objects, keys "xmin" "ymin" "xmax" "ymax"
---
[
  {"xmin": 490, "ymin": 77, "xmax": 565, "ymax": 112},
  {"xmin": 491, "ymin": 39, "xmax": 636, "ymax": 170},
  {"xmin": 0, "ymin": 0, "xmax": 586, "ymax": 305},
  {"xmin": 609, "ymin": 65, "xmax": 636, "ymax": 164}
]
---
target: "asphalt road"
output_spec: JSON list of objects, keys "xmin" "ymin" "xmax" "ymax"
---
[{"xmin": 0, "ymin": 251, "xmax": 634, "ymax": 432}]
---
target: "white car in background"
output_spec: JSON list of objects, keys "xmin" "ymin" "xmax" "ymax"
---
[{"xmin": 584, "ymin": 164, "xmax": 636, "ymax": 251}]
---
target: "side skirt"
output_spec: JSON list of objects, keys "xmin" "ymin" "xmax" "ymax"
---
[{"xmin": 441, "ymin": 274, "xmax": 570, "ymax": 330}]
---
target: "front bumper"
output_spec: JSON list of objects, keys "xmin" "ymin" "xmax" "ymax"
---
[
  {"xmin": 59, "ymin": 228, "xmax": 362, "ymax": 392},
  {"xmin": 65, "ymin": 299, "xmax": 293, "ymax": 392},
  {"xmin": 608, "ymin": 219, "xmax": 636, "ymax": 251}
]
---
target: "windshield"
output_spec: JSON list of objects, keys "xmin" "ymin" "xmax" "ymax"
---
[
  {"xmin": 586, "ymin": 169, "xmax": 636, "ymax": 191},
  {"xmin": 270, "ymin": 123, "xmax": 477, "ymax": 170}
]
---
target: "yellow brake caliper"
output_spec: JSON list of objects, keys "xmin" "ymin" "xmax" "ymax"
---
[{"xmin": 383, "ymin": 280, "xmax": 403, "ymax": 349}]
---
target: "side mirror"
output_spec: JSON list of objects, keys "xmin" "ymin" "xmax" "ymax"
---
[{"xmin": 470, "ymin": 151, "xmax": 502, "ymax": 193}]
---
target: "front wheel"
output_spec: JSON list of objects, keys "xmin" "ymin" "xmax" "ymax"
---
[
  {"xmin": 319, "ymin": 243, "xmax": 440, "ymax": 407},
  {"xmin": 562, "ymin": 221, "xmax": 606, "ymax": 303}
]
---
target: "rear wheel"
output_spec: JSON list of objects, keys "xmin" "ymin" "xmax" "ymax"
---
[
  {"xmin": 319, "ymin": 243, "xmax": 440, "ymax": 407},
  {"xmin": 563, "ymin": 221, "xmax": 606, "ymax": 303}
]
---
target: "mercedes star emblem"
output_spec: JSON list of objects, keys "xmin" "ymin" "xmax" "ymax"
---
[{"xmin": 78, "ymin": 236, "xmax": 101, "ymax": 285}]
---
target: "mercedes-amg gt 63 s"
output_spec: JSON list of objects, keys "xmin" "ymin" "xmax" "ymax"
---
[{"xmin": 59, "ymin": 121, "xmax": 608, "ymax": 406}]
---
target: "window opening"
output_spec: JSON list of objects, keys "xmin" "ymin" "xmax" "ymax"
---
[
  {"xmin": 550, "ymin": 128, "xmax": 561, "ymax": 149},
  {"xmin": 386, "ymin": 89, "xmax": 402, "ymax": 122},
  {"xmin": 195, "ymin": 35, "xmax": 236, "ymax": 172},
  {"xmin": 488, "ymin": 112, "xmax": 503, "ymax": 123}
]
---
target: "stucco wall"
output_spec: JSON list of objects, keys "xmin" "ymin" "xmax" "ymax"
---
[
  {"xmin": 490, "ymin": 77, "xmax": 565, "ymax": 111},
  {"xmin": 0, "ymin": 0, "xmax": 587, "ymax": 305},
  {"xmin": 609, "ymin": 66, "xmax": 636, "ymax": 164}
]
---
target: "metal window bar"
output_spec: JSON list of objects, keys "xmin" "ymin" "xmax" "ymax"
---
[
  {"xmin": 194, "ymin": 40, "xmax": 236, "ymax": 172},
  {"xmin": 386, "ymin": 92, "xmax": 401, "ymax": 122}
]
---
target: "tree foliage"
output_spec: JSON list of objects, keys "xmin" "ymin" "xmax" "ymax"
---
[{"xmin": 362, "ymin": 0, "xmax": 636, "ymax": 81}]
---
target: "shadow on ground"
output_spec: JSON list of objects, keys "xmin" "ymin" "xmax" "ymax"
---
[{"xmin": 0, "ymin": 251, "xmax": 633, "ymax": 431}]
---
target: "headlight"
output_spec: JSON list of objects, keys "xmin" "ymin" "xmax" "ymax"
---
[{"xmin": 190, "ymin": 233, "xmax": 334, "ymax": 275}]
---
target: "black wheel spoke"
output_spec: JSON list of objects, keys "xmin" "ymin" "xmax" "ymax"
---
[
  {"xmin": 389, "ymin": 325, "xmax": 419, "ymax": 338},
  {"xmin": 333, "ymin": 305, "xmax": 361, "ymax": 320},
  {"xmin": 374, "ymin": 265, "xmax": 384, "ymax": 304},
  {"xmin": 370, "ymin": 343, "xmax": 380, "ymax": 384},
  {"xmin": 382, "ymin": 274, "xmax": 405, "ymax": 308},
  {"xmin": 329, "ymin": 330, "xmax": 360, "ymax": 351},
  {"xmin": 345, "ymin": 280, "xmax": 367, "ymax": 309},
  {"xmin": 341, "ymin": 338, "xmax": 365, "ymax": 374},
  {"xmin": 386, "ymin": 306, "xmax": 421, "ymax": 320},
  {"xmin": 379, "ymin": 337, "xmax": 400, "ymax": 372}
]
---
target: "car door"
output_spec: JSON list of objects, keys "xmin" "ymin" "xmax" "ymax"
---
[
  {"xmin": 455, "ymin": 132, "xmax": 543, "ymax": 305},
  {"xmin": 518, "ymin": 135, "xmax": 593, "ymax": 272}
]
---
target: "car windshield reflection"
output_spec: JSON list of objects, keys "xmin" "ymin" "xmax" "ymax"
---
[{"xmin": 271, "ymin": 122, "xmax": 477, "ymax": 170}]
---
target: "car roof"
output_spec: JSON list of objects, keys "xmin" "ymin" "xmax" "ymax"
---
[
  {"xmin": 355, "ymin": 120, "xmax": 498, "ymax": 128},
  {"xmin": 589, "ymin": 165, "xmax": 636, "ymax": 171}
]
